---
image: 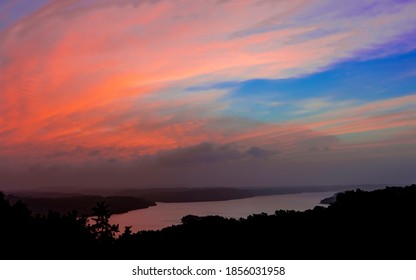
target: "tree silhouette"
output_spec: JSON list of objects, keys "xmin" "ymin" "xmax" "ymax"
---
[
  {"xmin": 121, "ymin": 226, "xmax": 133, "ymax": 237},
  {"xmin": 89, "ymin": 201, "xmax": 119, "ymax": 243},
  {"xmin": 117, "ymin": 226, "xmax": 134, "ymax": 246}
]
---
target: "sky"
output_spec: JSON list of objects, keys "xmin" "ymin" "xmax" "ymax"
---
[{"xmin": 1, "ymin": 0, "xmax": 416, "ymax": 190}]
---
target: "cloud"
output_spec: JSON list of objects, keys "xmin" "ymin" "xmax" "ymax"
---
[
  {"xmin": 247, "ymin": 146, "xmax": 279, "ymax": 159},
  {"xmin": 301, "ymin": 94, "xmax": 416, "ymax": 135},
  {"xmin": 155, "ymin": 142, "xmax": 279, "ymax": 166},
  {"xmin": 1, "ymin": 0, "xmax": 416, "ymax": 188},
  {"xmin": 0, "ymin": 0, "xmax": 51, "ymax": 31},
  {"xmin": 48, "ymin": 146, "xmax": 102, "ymax": 158},
  {"xmin": 297, "ymin": 135, "xmax": 340, "ymax": 151},
  {"xmin": 292, "ymin": 97, "xmax": 340, "ymax": 115},
  {"xmin": 1, "ymin": 141, "xmax": 415, "ymax": 190},
  {"xmin": 156, "ymin": 143, "xmax": 242, "ymax": 166}
]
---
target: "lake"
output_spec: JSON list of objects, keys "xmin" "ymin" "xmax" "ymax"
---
[{"xmin": 110, "ymin": 191, "xmax": 335, "ymax": 232}]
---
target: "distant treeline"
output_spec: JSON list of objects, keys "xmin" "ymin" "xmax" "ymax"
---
[
  {"xmin": 6, "ymin": 195, "xmax": 155, "ymax": 216},
  {"xmin": 1, "ymin": 184, "xmax": 416, "ymax": 259},
  {"xmin": 114, "ymin": 184, "xmax": 383, "ymax": 202},
  {"xmin": 116, "ymin": 187, "xmax": 257, "ymax": 202}
]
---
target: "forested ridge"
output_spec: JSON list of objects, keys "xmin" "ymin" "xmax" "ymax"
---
[
  {"xmin": 6, "ymin": 195, "xmax": 155, "ymax": 215},
  {"xmin": 1, "ymin": 184, "xmax": 415, "ymax": 259}
]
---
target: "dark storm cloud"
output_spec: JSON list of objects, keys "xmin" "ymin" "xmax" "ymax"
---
[
  {"xmin": 155, "ymin": 142, "xmax": 279, "ymax": 166},
  {"xmin": 297, "ymin": 135, "xmax": 340, "ymax": 151},
  {"xmin": 247, "ymin": 146, "xmax": 279, "ymax": 159}
]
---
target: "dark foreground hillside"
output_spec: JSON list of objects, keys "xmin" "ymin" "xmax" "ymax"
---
[{"xmin": 1, "ymin": 184, "xmax": 416, "ymax": 259}]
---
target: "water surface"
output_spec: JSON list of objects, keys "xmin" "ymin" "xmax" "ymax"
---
[{"xmin": 111, "ymin": 191, "xmax": 335, "ymax": 232}]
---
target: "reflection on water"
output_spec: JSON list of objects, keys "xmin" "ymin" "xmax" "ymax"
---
[{"xmin": 111, "ymin": 191, "xmax": 335, "ymax": 232}]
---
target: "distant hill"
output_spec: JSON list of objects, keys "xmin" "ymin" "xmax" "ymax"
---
[
  {"xmin": 115, "ymin": 187, "xmax": 256, "ymax": 202},
  {"xmin": 4, "ymin": 184, "xmax": 390, "ymax": 203},
  {"xmin": 114, "ymin": 184, "xmax": 388, "ymax": 202},
  {"xmin": 6, "ymin": 195, "xmax": 156, "ymax": 215}
]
